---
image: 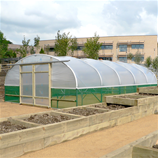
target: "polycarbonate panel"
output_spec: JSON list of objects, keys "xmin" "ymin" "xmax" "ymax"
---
[
  {"xmin": 22, "ymin": 65, "xmax": 32, "ymax": 72},
  {"xmin": 21, "ymin": 73, "xmax": 32, "ymax": 96},
  {"xmin": 52, "ymin": 62, "xmax": 76, "ymax": 88},
  {"xmin": 117, "ymin": 62, "xmax": 147, "ymax": 84},
  {"xmin": 17, "ymin": 54, "xmax": 57, "ymax": 64},
  {"xmin": 102, "ymin": 60, "xmax": 135, "ymax": 85},
  {"xmin": 35, "ymin": 73, "xmax": 49, "ymax": 97},
  {"xmin": 21, "ymin": 97, "xmax": 33, "ymax": 104},
  {"xmin": 83, "ymin": 59, "xmax": 120, "ymax": 86},
  {"xmin": 35, "ymin": 64, "xmax": 48, "ymax": 72},
  {"xmin": 54, "ymin": 56, "xmax": 101, "ymax": 88},
  {"xmin": 35, "ymin": 98, "xmax": 49, "ymax": 106},
  {"xmin": 132, "ymin": 64, "xmax": 157, "ymax": 84},
  {"xmin": 5, "ymin": 65, "xmax": 20, "ymax": 86}
]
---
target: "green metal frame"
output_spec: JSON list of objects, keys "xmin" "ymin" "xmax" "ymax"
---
[{"xmin": 5, "ymin": 84, "xmax": 157, "ymax": 108}]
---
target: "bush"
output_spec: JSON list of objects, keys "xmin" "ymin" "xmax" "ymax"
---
[
  {"xmin": 39, "ymin": 48, "xmax": 45, "ymax": 54},
  {"xmin": 144, "ymin": 56, "xmax": 152, "ymax": 67},
  {"xmin": 134, "ymin": 52, "xmax": 143, "ymax": 64}
]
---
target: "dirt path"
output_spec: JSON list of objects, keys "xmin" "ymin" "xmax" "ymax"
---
[{"xmin": 0, "ymin": 102, "xmax": 52, "ymax": 118}]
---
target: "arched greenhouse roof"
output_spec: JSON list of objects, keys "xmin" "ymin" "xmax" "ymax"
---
[{"xmin": 5, "ymin": 54, "xmax": 157, "ymax": 89}]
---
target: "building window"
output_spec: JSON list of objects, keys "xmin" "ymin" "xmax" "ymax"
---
[
  {"xmin": 119, "ymin": 45, "xmax": 127, "ymax": 52},
  {"xmin": 101, "ymin": 45, "xmax": 113, "ymax": 50},
  {"xmin": 132, "ymin": 56, "xmax": 144, "ymax": 62},
  {"xmin": 118, "ymin": 57, "xmax": 127, "ymax": 62},
  {"xmin": 77, "ymin": 46, "xmax": 84, "ymax": 50},
  {"xmin": 99, "ymin": 57, "xmax": 113, "ymax": 61},
  {"xmin": 131, "ymin": 44, "xmax": 144, "ymax": 49},
  {"xmin": 49, "ymin": 48, "xmax": 55, "ymax": 52}
]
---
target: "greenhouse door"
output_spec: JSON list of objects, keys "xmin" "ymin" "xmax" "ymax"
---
[{"xmin": 20, "ymin": 64, "xmax": 52, "ymax": 108}]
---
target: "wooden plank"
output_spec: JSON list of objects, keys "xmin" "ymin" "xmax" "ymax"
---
[
  {"xmin": 51, "ymin": 98, "xmax": 76, "ymax": 102},
  {"xmin": 132, "ymin": 145, "xmax": 158, "ymax": 158}
]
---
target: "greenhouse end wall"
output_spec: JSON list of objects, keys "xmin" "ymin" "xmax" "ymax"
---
[{"xmin": 5, "ymin": 84, "xmax": 157, "ymax": 108}]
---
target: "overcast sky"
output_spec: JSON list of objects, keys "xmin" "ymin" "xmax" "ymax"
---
[{"xmin": 0, "ymin": 0, "xmax": 157, "ymax": 45}]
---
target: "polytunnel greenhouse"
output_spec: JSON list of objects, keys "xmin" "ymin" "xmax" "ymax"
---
[{"xmin": 5, "ymin": 54, "xmax": 157, "ymax": 108}]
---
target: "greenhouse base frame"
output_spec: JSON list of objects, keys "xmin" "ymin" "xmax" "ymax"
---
[{"xmin": 5, "ymin": 84, "xmax": 157, "ymax": 109}]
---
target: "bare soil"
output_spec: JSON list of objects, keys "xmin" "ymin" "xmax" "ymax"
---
[
  {"xmin": 24, "ymin": 113, "xmax": 73, "ymax": 125},
  {"xmin": 0, "ymin": 121, "xmax": 28, "ymax": 134},
  {"xmin": 66, "ymin": 108, "xmax": 105, "ymax": 116},
  {"xmin": 94, "ymin": 104, "xmax": 129, "ymax": 110}
]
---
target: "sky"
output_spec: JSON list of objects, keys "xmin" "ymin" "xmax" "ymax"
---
[{"xmin": 0, "ymin": 0, "xmax": 158, "ymax": 45}]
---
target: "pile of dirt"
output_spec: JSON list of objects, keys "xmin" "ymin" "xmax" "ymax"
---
[
  {"xmin": 24, "ymin": 113, "xmax": 73, "ymax": 125},
  {"xmin": 66, "ymin": 108, "xmax": 105, "ymax": 116},
  {"xmin": 94, "ymin": 104, "xmax": 128, "ymax": 110},
  {"xmin": 152, "ymin": 144, "xmax": 158, "ymax": 149},
  {"xmin": 0, "ymin": 121, "xmax": 28, "ymax": 134}
]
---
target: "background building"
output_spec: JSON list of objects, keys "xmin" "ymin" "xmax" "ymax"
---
[{"xmin": 39, "ymin": 35, "xmax": 157, "ymax": 62}]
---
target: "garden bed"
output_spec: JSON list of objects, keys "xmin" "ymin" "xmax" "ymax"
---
[
  {"xmin": 104, "ymin": 93, "xmax": 158, "ymax": 106},
  {"xmin": 137, "ymin": 86, "xmax": 158, "ymax": 95},
  {"xmin": 23, "ymin": 113, "xmax": 73, "ymax": 125},
  {"xmin": 92, "ymin": 104, "xmax": 130, "ymax": 110},
  {"xmin": 63, "ymin": 107, "xmax": 107, "ymax": 116},
  {"xmin": 0, "ymin": 121, "xmax": 28, "ymax": 134}
]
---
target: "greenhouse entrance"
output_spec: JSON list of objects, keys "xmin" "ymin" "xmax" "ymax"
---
[{"xmin": 20, "ymin": 63, "xmax": 52, "ymax": 108}]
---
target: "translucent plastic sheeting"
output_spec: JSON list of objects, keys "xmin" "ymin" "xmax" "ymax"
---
[
  {"xmin": 102, "ymin": 60, "xmax": 135, "ymax": 85},
  {"xmin": 17, "ymin": 54, "xmax": 57, "ymax": 64},
  {"xmin": 35, "ymin": 98, "xmax": 49, "ymax": 106},
  {"xmin": 54, "ymin": 56, "xmax": 101, "ymax": 88},
  {"xmin": 35, "ymin": 73, "xmax": 49, "ymax": 97},
  {"xmin": 52, "ymin": 62, "xmax": 76, "ymax": 88},
  {"xmin": 21, "ymin": 73, "xmax": 32, "ymax": 96},
  {"xmin": 83, "ymin": 59, "xmax": 120, "ymax": 86},
  {"xmin": 117, "ymin": 62, "xmax": 147, "ymax": 84},
  {"xmin": 22, "ymin": 65, "xmax": 32, "ymax": 72},
  {"xmin": 5, "ymin": 65, "xmax": 20, "ymax": 86},
  {"xmin": 35, "ymin": 64, "xmax": 48, "ymax": 72},
  {"xmin": 5, "ymin": 54, "xmax": 55, "ymax": 86},
  {"xmin": 132, "ymin": 64, "xmax": 157, "ymax": 83},
  {"xmin": 21, "ymin": 97, "xmax": 33, "ymax": 104}
]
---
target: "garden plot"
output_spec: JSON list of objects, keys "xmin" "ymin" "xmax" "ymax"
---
[
  {"xmin": 91, "ymin": 104, "xmax": 130, "ymax": 110},
  {"xmin": 104, "ymin": 93, "xmax": 158, "ymax": 107},
  {"xmin": 137, "ymin": 86, "xmax": 158, "ymax": 95}
]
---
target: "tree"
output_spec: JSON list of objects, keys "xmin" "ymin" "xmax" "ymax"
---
[
  {"xmin": 3, "ymin": 49, "xmax": 17, "ymax": 58},
  {"xmin": 39, "ymin": 48, "xmax": 45, "ymax": 54},
  {"xmin": 54, "ymin": 30, "xmax": 77, "ymax": 56},
  {"xmin": 34, "ymin": 35, "xmax": 40, "ymax": 53},
  {"xmin": 44, "ymin": 44, "xmax": 50, "ymax": 54},
  {"xmin": 134, "ymin": 51, "xmax": 143, "ymax": 64},
  {"xmin": 0, "ymin": 31, "xmax": 12, "ymax": 58},
  {"xmin": 152, "ymin": 56, "xmax": 158, "ymax": 80},
  {"xmin": 127, "ymin": 53, "xmax": 134, "ymax": 63},
  {"xmin": 29, "ymin": 46, "xmax": 35, "ymax": 54},
  {"xmin": 17, "ymin": 36, "xmax": 30, "ymax": 57},
  {"xmin": 70, "ymin": 37, "xmax": 77, "ymax": 56},
  {"xmin": 144, "ymin": 56, "xmax": 152, "ymax": 68},
  {"xmin": 83, "ymin": 33, "xmax": 102, "ymax": 59}
]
